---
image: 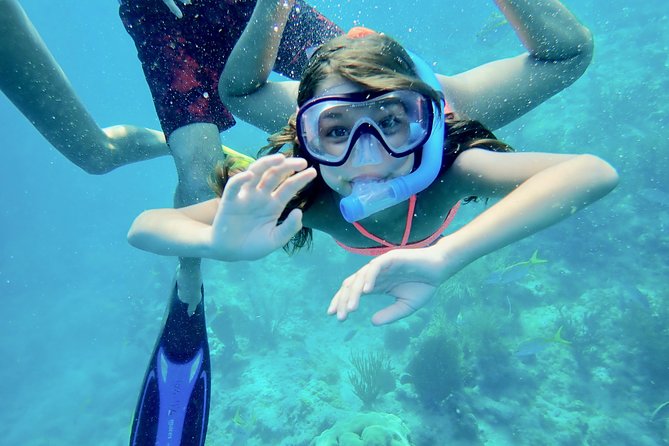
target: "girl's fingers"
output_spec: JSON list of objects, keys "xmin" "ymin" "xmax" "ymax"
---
[
  {"xmin": 247, "ymin": 154, "xmax": 300, "ymax": 175},
  {"xmin": 258, "ymin": 158, "xmax": 309, "ymax": 190},
  {"xmin": 336, "ymin": 275, "xmax": 356, "ymax": 320},
  {"xmin": 273, "ymin": 168, "xmax": 316, "ymax": 203},
  {"xmin": 361, "ymin": 260, "xmax": 381, "ymax": 294},
  {"xmin": 345, "ymin": 269, "xmax": 369, "ymax": 312},
  {"xmin": 327, "ymin": 296, "xmax": 337, "ymax": 315},
  {"xmin": 245, "ymin": 154, "xmax": 286, "ymax": 188},
  {"xmin": 226, "ymin": 155, "xmax": 293, "ymax": 201},
  {"xmin": 221, "ymin": 171, "xmax": 253, "ymax": 203},
  {"xmin": 328, "ymin": 276, "xmax": 352, "ymax": 318},
  {"xmin": 371, "ymin": 301, "xmax": 414, "ymax": 326},
  {"xmin": 328, "ymin": 262, "xmax": 381, "ymax": 321},
  {"xmin": 336, "ymin": 273, "xmax": 359, "ymax": 321},
  {"xmin": 257, "ymin": 164, "xmax": 294, "ymax": 192}
]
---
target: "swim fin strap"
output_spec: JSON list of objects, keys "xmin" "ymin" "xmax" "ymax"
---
[{"xmin": 129, "ymin": 283, "xmax": 211, "ymax": 446}]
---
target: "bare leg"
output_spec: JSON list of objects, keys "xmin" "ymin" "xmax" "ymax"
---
[
  {"xmin": 0, "ymin": 0, "xmax": 169, "ymax": 174},
  {"xmin": 168, "ymin": 123, "xmax": 226, "ymax": 311},
  {"xmin": 168, "ymin": 123, "xmax": 225, "ymax": 207}
]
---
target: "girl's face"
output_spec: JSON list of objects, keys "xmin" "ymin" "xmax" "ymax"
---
[{"xmin": 311, "ymin": 76, "xmax": 415, "ymax": 197}]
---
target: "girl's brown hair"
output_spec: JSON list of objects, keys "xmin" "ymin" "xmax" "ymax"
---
[{"xmin": 213, "ymin": 33, "xmax": 512, "ymax": 253}]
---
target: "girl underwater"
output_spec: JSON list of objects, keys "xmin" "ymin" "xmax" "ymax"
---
[
  {"xmin": 127, "ymin": 26, "xmax": 618, "ymax": 325},
  {"xmin": 148, "ymin": 0, "xmax": 598, "ymax": 311}
]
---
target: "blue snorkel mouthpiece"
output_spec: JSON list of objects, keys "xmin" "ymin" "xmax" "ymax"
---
[
  {"xmin": 340, "ymin": 178, "xmax": 415, "ymax": 223},
  {"xmin": 339, "ymin": 51, "xmax": 445, "ymax": 223}
]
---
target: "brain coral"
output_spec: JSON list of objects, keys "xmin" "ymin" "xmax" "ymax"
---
[{"xmin": 310, "ymin": 412, "xmax": 412, "ymax": 446}]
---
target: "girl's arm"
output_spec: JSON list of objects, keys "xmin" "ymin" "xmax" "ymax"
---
[
  {"xmin": 441, "ymin": 0, "xmax": 593, "ymax": 130},
  {"xmin": 127, "ymin": 155, "xmax": 317, "ymax": 260},
  {"xmin": 218, "ymin": 0, "xmax": 299, "ymax": 133},
  {"xmin": 328, "ymin": 150, "xmax": 618, "ymax": 325},
  {"xmin": 127, "ymin": 199, "xmax": 220, "ymax": 258},
  {"xmin": 439, "ymin": 150, "xmax": 617, "ymax": 269}
]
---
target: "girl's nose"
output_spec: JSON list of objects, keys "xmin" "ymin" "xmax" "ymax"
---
[{"xmin": 351, "ymin": 133, "xmax": 384, "ymax": 167}]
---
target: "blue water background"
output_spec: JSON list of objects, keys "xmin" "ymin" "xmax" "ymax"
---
[{"xmin": 1, "ymin": 1, "xmax": 667, "ymax": 444}]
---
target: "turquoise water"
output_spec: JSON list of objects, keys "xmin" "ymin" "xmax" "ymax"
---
[{"xmin": 1, "ymin": 1, "xmax": 667, "ymax": 444}]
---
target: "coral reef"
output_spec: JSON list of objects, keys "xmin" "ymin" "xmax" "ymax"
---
[
  {"xmin": 407, "ymin": 334, "xmax": 463, "ymax": 409},
  {"xmin": 310, "ymin": 412, "xmax": 412, "ymax": 446},
  {"xmin": 382, "ymin": 322, "xmax": 413, "ymax": 352},
  {"xmin": 348, "ymin": 351, "xmax": 395, "ymax": 408}
]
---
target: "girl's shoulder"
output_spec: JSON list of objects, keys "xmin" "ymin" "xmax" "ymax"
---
[{"xmin": 432, "ymin": 147, "xmax": 510, "ymax": 200}]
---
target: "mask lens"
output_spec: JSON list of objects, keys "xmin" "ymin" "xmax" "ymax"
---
[{"xmin": 297, "ymin": 90, "xmax": 433, "ymax": 165}]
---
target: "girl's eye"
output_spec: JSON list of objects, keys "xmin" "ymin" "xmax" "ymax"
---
[
  {"xmin": 378, "ymin": 115, "xmax": 401, "ymax": 132},
  {"xmin": 325, "ymin": 126, "xmax": 350, "ymax": 139}
]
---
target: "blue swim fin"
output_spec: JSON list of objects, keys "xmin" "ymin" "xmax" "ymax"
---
[{"xmin": 129, "ymin": 283, "xmax": 210, "ymax": 446}]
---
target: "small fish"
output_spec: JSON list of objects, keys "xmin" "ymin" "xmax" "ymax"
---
[
  {"xmin": 650, "ymin": 401, "xmax": 669, "ymax": 422},
  {"xmin": 485, "ymin": 250, "xmax": 547, "ymax": 285},
  {"xmin": 343, "ymin": 329, "xmax": 358, "ymax": 342},
  {"xmin": 232, "ymin": 408, "xmax": 246, "ymax": 427},
  {"xmin": 506, "ymin": 249, "xmax": 548, "ymax": 269},
  {"xmin": 621, "ymin": 285, "xmax": 651, "ymax": 311},
  {"xmin": 232, "ymin": 407, "xmax": 257, "ymax": 430},
  {"xmin": 515, "ymin": 326, "xmax": 571, "ymax": 357},
  {"xmin": 485, "ymin": 264, "xmax": 530, "ymax": 285}
]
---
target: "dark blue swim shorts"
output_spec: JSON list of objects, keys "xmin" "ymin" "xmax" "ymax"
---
[{"xmin": 119, "ymin": 0, "xmax": 342, "ymax": 137}]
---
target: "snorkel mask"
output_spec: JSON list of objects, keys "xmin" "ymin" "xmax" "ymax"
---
[{"xmin": 296, "ymin": 34, "xmax": 445, "ymax": 222}]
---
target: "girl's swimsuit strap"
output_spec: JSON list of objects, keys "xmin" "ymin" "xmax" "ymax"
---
[{"xmin": 335, "ymin": 199, "xmax": 461, "ymax": 256}]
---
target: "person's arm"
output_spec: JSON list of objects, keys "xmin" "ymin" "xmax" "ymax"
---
[
  {"xmin": 128, "ymin": 199, "xmax": 220, "ymax": 258},
  {"xmin": 220, "ymin": 0, "xmax": 592, "ymax": 134},
  {"xmin": 128, "ymin": 155, "xmax": 317, "ymax": 260},
  {"xmin": 0, "ymin": 0, "xmax": 169, "ymax": 174},
  {"xmin": 439, "ymin": 150, "xmax": 617, "ymax": 269},
  {"xmin": 328, "ymin": 150, "xmax": 618, "ymax": 325},
  {"xmin": 218, "ymin": 0, "xmax": 299, "ymax": 134},
  {"xmin": 440, "ymin": 0, "xmax": 594, "ymax": 130}
]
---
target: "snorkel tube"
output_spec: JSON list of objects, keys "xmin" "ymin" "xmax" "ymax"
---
[{"xmin": 339, "ymin": 51, "xmax": 445, "ymax": 223}]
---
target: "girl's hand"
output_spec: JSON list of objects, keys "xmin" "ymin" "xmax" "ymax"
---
[
  {"xmin": 328, "ymin": 246, "xmax": 460, "ymax": 325},
  {"xmin": 209, "ymin": 154, "xmax": 316, "ymax": 261}
]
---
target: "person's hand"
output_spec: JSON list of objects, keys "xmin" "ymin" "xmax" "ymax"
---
[
  {"xmin": 328, "ymin": 246, "xmax": 459, "ymax": 325},
  {"xmin": 162, "ymin": 0, "xmax": 191, "ymax": 19},
  {"xmin": 208, "ymin": 154, "xmax": 316, "ymax": 261}
]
